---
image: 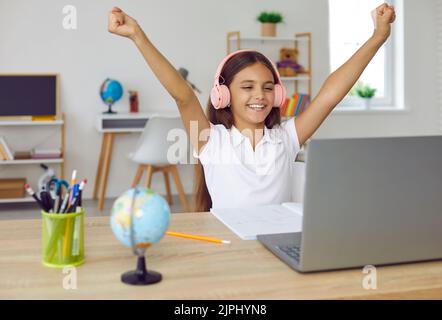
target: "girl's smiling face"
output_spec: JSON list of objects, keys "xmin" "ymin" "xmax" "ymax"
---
[{"xmin": 229, "ymin": 62, "xmax": 276, "ymax": 128}]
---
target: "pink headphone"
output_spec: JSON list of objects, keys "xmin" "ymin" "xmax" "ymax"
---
[{"xmin": 210, "ymin": 49, "xmax": 287, "ymax": 110}]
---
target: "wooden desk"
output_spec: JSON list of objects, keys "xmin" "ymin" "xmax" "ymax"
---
[{"xmin": 1, "ymin": 213, "xmax": 442, "ymax": 299}]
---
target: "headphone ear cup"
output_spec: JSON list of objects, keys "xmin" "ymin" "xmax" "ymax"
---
[
  {"xmin": 210, "ymin": 86, "xmax": 221, "ymax": 109},
  {"xmin": 210, "ymin": 84, "xmax": 230, "ymax": 109},
  {"xmin": 273, "ymin": 84, "xmax": 286, "ymax": 108}
]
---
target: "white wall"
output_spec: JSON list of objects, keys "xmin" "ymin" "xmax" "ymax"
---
[{"xmin": 0, "ymin": 0, "xmax": 439, "ymax": 202}]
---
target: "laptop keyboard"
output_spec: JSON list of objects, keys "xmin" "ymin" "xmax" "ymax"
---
[{"xmin": 277, "ymin": 245, "xmax": 301, "ymax": 262}]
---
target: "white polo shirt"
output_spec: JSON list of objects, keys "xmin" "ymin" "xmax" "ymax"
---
[{"xmin": 194, "ymin": 118, "xmax": 301, "ymax": 209}]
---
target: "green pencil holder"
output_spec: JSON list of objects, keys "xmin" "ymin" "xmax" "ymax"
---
[{"xmin": 41, "ymin": 209, "xmax": 85, "ymax": 268}]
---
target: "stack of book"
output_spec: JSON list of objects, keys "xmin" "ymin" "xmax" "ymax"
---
[
  {"xmin": 280, "ymin": 93, "xmax": 311, "ymax": 118},
  {"xmin": 0, "ymin": 137, "xmax": 14, "ymax": 161},
  {"xmin": 31, "ymin": 148, "xmax": 62, "ymax": 159},
  {"xmin": 0, "ymin": 178, "xmax": 27, "ymax": 199}
]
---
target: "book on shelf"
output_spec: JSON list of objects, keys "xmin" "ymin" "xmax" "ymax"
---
[
  {"xmin": 0, "ymin": 178, "xmax": 27, "ymax": 199},
  {"xmin": 31, "ymin": 148, "xmax": 61, "ymax": 159},
  {"xmin": 0, "ymin": 145, "xmax": 7, "ymax": 160},
  {"xmin": 14, "ymin": 151, "xmax": 32, "ymax": 160},
  {"xmin": 0, "ymin": 137, "xmax": 14, "ymax": 160}
]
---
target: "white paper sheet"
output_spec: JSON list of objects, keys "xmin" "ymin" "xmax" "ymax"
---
[{"xmin": 210, "ymin": 203, "xmax": 303, "ymax": 240}]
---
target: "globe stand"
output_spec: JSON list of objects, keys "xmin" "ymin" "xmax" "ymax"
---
[
  {"xmin": 121, "ymin": 255, "xmax": 162, "ymax": 286},
  {"xmin": 121, "ymin": 188, "xmax": 163, "ymax": 286},
  {"xmin": 103, "ymin": 103, "xmax": 117, "ymax": 114}
]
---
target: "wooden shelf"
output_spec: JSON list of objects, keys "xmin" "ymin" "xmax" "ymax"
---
[
  {"xmin": 0, "ymin": 159, "xmax": 63, "ymax": 165},
  {"xmin": 227, "ymin": 31, "xmax": 312, "ymax": 99},
  {"xmin": 0, "ymin": 197, "xmax": 34, "ymax": 204},
  {"xmin": 281, "ymin": 76, "xmax": 311, "ymax": 81},
  {"xmin": 0, "ymin": 114, "xmax": 65, "ymax": 204},
  {"xmin": 0, "ymin": 120, "xmax": 63, "ymax": 126}
]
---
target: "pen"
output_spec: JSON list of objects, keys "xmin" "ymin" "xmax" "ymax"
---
[
  {"xmin": 40, "ymin": 191, "xmax": 54, "ymax": 213},
  {"xmin": 24, "ymin": 184, "xmax": 47, "ymax": 211},
  {"xmin": 166, "ymin": 231, "xmax": 231, "ymax": 244},
  {"xmin": 68, "ymin": 179, "xmax": 87, "ymax": 213},
  {"xmin": 77, "ymin": 179, "xmax": 86, "ymax": 209},
  {"xmin": 63, "ymin": 174, "xmax": 75, "ymax": 258},
  {"xmin": 57, "ymin": 192, "xmax": 64, "ymax": 213},
  {"xmin": 67, "ymin": 185, "xmax": 78, "ymax": 212},
  {"xmin": 59, "ymin": 188, "xmax": 70, "ymax": 213},
  {"xmin": 69, "ymin": 170, "xmax": 77, "ymax": 206},
  {"xmin": 63, "ymin": 177, "xmax": 85, "ymax": 258},
  {"xmin": 54, "ymin": 191, "xmax": 60, "ymax": 214},
  {"xmin": 40, "ymin": 191, "xmax": 48, "ymax": 210},
  {"xmin": 72, "ymin": 183, "xmax": 79, "ymax": 199},
  {"xmin": 67, "ymin": 197, "xmax": 78, "ymax": 213}
]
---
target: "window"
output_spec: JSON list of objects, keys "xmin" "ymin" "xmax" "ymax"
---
[{"xmin": 329, "ymin": 0, "xmax": 398, "ymax": 109}]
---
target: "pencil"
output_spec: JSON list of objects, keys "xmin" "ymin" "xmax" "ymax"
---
[
  {"xmin": 64, "ymin": 169, "xmax": 77, "ymax": 259},
  {"xmin": 166, "ymin": 231, "xmax": 231, "ymax": 244},
  {"xmin": 63, "ymin": 219, "xmax": 70, "ymax": 258}
]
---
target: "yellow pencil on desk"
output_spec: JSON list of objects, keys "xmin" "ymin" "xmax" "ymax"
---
[{"xmin": 166, "ymin": 231, "xmax": 231, "ymax": 244}]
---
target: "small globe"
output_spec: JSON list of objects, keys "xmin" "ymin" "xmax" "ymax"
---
[
  {"xmin": 100, "ymin": 78, "xmax": 123, "ymax": 106},
  {"xmin": 110, "ymin": 187, "xmax": 170, "ymax": 249}
]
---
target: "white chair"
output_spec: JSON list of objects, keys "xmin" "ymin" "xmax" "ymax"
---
[{"xmin": 129, "ymin": 116, "xmax": 190, "ymax": 212}]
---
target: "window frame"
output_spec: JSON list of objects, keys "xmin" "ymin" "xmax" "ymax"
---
[{"xmin": 328, "ymin": 0, "xmax": 399, "ymax": 110}]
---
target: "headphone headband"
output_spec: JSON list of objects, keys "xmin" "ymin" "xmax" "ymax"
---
[{"xmin": 213, "ymin": 50, "xmax": 283, "ymax": 86}]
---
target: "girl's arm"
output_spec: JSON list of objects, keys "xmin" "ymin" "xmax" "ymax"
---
[
  {"xmin": 108, "ymin": 7, "xmax": 210, "ymax": 153},
  {"xmin": 294, "ymin": 3, "xmax": 396, "ymax": 146}
]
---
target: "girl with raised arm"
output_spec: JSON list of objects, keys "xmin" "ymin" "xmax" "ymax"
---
[{"xmin": 108, "ymin": 4, "xmax": 396, "ymax": 211}]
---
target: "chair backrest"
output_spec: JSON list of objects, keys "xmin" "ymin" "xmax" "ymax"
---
[{"xmin": 130, "ymin": 116, "xmax": 189, "ymax": 165}]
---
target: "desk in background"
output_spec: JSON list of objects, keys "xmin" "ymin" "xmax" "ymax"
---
[
  {"xmin": 93, "ymin": 112, "xmax": 177, "ymax": 211},
  {"xmin": 1, "ymin": 212, "xmax": 442, "ymax": 299}
]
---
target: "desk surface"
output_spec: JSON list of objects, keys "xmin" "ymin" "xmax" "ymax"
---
[{"xmin": 1, "ymin": 213, "xmax": 442, "ymax": 299}]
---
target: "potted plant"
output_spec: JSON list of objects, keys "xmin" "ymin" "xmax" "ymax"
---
[
  {"xmin": 257, "ymin": 11, "xmax": 284, "ymax": 37},
  {"xmin": 350, "ymin": 81, "xmax": 377, "ymax": 108}
]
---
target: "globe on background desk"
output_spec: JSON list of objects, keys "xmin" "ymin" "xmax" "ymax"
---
[
  {"xmin": 100, "ymin": 78, "xmax": 123, "ymax": 114},
  {"xmin": 110, "ymin": 187, "xmax": 170, "ymax": 285}
]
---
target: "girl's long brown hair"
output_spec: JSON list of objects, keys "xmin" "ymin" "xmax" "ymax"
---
[{"xmin": 192, "ymin": 51, "xmax": 282, "ymax": 212}]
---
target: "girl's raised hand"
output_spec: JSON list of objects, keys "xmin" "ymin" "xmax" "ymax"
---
[
  {"xmin": 371, "ymin": 3, "xmax": 396, "ymax": 41},
  {"xmin": 108, "ymin": 7, "xmax": 140, "ymax": 40}
]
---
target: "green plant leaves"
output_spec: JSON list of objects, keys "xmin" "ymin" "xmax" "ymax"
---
[
  {"xmin": 350, "ymin": 81, "xmax": 377, "ymax": 98},
  {"xmin": 257, "ymin": 11, "xmax": 283, "ymax": 23}
]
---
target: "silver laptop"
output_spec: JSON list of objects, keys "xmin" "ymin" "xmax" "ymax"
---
[{"xmin": 258, "ymin": 136, "xmax": 442, "ymax": 273}]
